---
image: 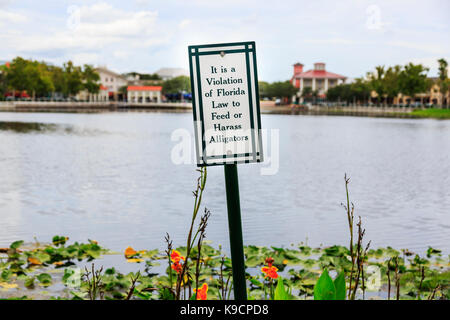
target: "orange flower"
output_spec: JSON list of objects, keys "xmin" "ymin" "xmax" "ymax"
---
[
  {"xmin": 171, "ymin": 261, "xmax": 183, "ymax": 274},
  {"xmin": 170, "ymin": 250, "xmax": 185, "ymax": 264},
  {"xmin": 124, "ymin": 246, "xmax": 138, "ymax": 258},
  {"xmin": 261, "ymin": 265, "xmax": 279, "ymax": 279},
  {"xmin": 28, "ymin": 257, "xmax": 42, "ymax": 265},
  {"xmin": 193, "ymin": 283, "xmax": 208, "ymax": 300}
]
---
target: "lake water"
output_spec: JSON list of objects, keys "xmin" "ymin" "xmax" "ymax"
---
[{"xmin": 1, "ymin": 111, "xmax": 449, "ymax": 256}]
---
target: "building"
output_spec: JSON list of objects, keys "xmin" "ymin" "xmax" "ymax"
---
[
  {"xmin": 155, "ymin": 68, "xmax": 189, "ymax": 81},
  {"xmin": 127, "ymin": 86, "xmax": 162, "ymax": 103},
  {"xmin": 392, "ymin": 78, "xmax": 449, "ymax": 106},
  {"xmin": 75, "ymin": 66, "xmax": 128, "ymax": 102},
  {"xmin": 76, "ymin": 85, "xmax": 109, "ymax": 102},
  {"xmin": 291, "ymin": 62, "xmax": 347, "ymax": 100},
  {"xmin": 96, "ymin": 66, "xmax": 128, "ymax": 100}
]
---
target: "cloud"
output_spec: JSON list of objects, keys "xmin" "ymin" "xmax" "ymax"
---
[
  {"xmin": 0, "ymin": 0, "xmax": 449, "ymax": 79},
  {"xmin": 75, "ymin": 2, "xmax": 158, "ymax": 35},
  {"xmin": 178, "ymin": 19, "xmax": 191, "ymax": 29},
  {"xmin": 135, "ymin": 0, "xmax": 151, "ymax": 6},
  {"xmin": 408, "ymin": 57, "xmax": 450, "ymax": 75},
  {"xmin": 387, "ymin": 41, "xmax": 449, "ymax": 56},
  {"xmin": 113, "ymin": 50, "xmax": 131, "ymax": 59},
  {"xmin": 68, "ymin": 2, "xmax": 158, "ymax": 38},
  {"xmin": 0, "ymin": 2, "xmax": 165, "ymax": 64},
  {"xmin": 305, "ymin": 38, "xmax": 356, "ymax": 45},
  {"xmin": 72, "ymin": 52, "xmax": 100, "ymax": 66},
  {"xmin": 0, "ymin": 0, "xmax": 14, "ymax": 8},
  {"xmin": 0, "ymin": 9, "xmax": 26, "ymax": 24}
]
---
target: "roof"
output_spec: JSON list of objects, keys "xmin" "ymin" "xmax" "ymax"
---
[
  {"xmin": 95, "ymin": 66, "xmax": 126, "ymax": 80},
  {"xmin": 293, "ymin": 69, "xmax": 346, "ymax": 80},
  {"xmin": 127, "ymin": 86, "xmax": 162, "ymax": 91}
]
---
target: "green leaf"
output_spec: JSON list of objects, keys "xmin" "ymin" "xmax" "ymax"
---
[
  {"xmin": 245, "ymin": 256, "xmax": 261, "ymax": 268},
  {"xmin": 249, "ymin": 278, "xmax": 263, "ymax": 288},
  {"xmin": 274, "ymin": 277, "xmax": 291, "ymax": 300},
  {"xmin": 426, "ymin": 247, "xmax": 442, "ymax": 258},
  {"xmin": 37, "ymin": 273, "xmax": 52, "ymax": 286},
  {"xmin": 1, "ymin": 269, "xmax": 12, "ymax": 281},
  {"xmin": 334, "ymin": 273, "xmax": 346, "ymax": 300},
  {"xmin": 70, "ymin": 291, "xmax": 88, "ymax": 300},
  {"xmin": 159, "ymin": 287, "xmax": 174, "ymax": 300},
  {"xmin": 52, "ymin": 236, "xmax": 68, "ymax": 246},
  {"xmin": 10, "ymin": 240, "xmax": 24, "ymax": 250},
  {"xmin": 134, "ymin": 290, "xmax": 152, "ymax": 300},
  {"xmin": 24, "ymin": 276, "xmax": 35, "ymax": 289},
  {"xmin": 314, "ymin": 269, "xmax": 336, "ymax": 300}
]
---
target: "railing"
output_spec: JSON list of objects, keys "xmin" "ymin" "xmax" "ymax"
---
[
  {"xmin": 0, "ymin": 101, "xmax": 112, "ymax": 105},
  {"xmin": 0, "ymin": 101, "xmax": 194, "ymax": 109}
]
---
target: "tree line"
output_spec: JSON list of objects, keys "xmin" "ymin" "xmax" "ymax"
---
[
  {"xmin": 2, "ymin": 57, "xmax": 447, "ymax": 106},
  {"xmin": 326, "ymin": 59, "xmax": 449, "ymax": 107},
  {"xmin": 0, "ymin": 57, "xmax": 194, "ymax": 102},
  {"xmin": 259, "ymin": 81, "xmax": 297, "ymax": 100},
  {"xmin": 0, "ymin": 57, "xmax": 100, "ymax": 100}
]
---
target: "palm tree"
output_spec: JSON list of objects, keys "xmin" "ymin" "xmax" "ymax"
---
[
  {"xmin": 384, "ymin": 65, "xmax": 401, "ymax": 106},
  {"xmin": 367, "ymin": 65, "xmax": 386, "ymax": 106}
]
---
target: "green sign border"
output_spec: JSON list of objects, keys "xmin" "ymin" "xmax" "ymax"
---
[{"xmin": 188, "ymin": 41, "xmax": 263, "ymax": 167}]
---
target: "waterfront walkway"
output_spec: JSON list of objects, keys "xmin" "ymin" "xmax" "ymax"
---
[
  {"xmin": 0, "ymin": 101, "xmax": 422, "ymax": 118},
  {"xmin": 0, "ymin": 101, "xmax": 192, "ymax": 113}
]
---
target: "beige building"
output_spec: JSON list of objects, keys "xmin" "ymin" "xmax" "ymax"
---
[
  {"xmin": 370, "ymin": 78, "xmax": 450, "ymax": 106},
  {"xmin": 76, "ymin": 66, "xmax": 128, "ymax": 102},
  {"xmin": 96, "ymin": 66, "xmax": 127, "ymax": 101}
]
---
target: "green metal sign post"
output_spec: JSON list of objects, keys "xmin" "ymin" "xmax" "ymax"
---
[
  {"xmin": 224, "ymin": 164, "xmax": 247, "ymax": 300},
  {"xmin": 188, "ymin": 41, "xmax": 263, "ymax": 300}
]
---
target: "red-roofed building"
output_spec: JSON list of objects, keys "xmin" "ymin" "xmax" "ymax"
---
[
  {"xmin": 127, "ymin": 86, "xmax": 162, "ymax": 103},
  {"xmin": 291, "ymin": 62, "xmax": 347, "ymax": 100}
]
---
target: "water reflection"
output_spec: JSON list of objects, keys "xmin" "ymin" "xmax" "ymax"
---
[
  {"xmin": 0, "ymin": 121, "xmax": 62, "ymax": 133},
  {"xmin": 0, "ymin": 121, "xmax": 109, "ymax": 136}
]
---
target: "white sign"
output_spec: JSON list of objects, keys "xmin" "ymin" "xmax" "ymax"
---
[{"xmin": 189, "ymin": 42, "xmax": 263, "ymax": 166}]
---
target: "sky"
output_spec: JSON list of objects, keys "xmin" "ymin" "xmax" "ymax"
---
[{"xmin": 0, "ymin": 0, "xmax": 449, "ymax": 82}]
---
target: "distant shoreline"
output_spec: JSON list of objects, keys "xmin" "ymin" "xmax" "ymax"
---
[{"xmin": 1, "ymin": 101, "xmax": 449, "ymax": 119}]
